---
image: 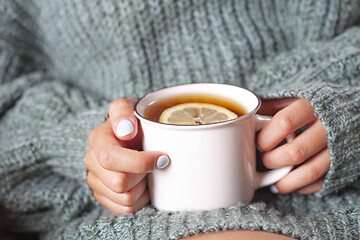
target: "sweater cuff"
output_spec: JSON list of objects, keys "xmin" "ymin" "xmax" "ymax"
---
[{"xmin": 65, "ymin": 106, "xmax": 109, "ymax": 188}]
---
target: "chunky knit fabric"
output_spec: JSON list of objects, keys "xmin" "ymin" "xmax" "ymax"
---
[{"xmin": 0, "ymin": 0, "xmax": 359, "ymax": 239}]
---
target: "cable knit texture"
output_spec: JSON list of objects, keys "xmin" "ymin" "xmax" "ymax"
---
[{"xmin": 0, "ymin": 0, "xmax": 359, "ymax": 239}]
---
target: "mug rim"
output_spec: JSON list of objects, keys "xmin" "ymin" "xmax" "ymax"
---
[{"xmin": 134, "ymin": 83, "xmax": 261, "ymax": 129}]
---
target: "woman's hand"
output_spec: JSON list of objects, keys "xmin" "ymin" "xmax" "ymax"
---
[
  {"xmin": 257, "ymin": 98, "xmax": 330, "ymax": 194},
  {"xmin": 84, "ymin": 99, "xmax": 169, "ymax": 214}
]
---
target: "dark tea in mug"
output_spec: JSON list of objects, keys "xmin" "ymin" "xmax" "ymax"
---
[{"xmin": 143, "ymin": 93, "xmax": 248, "ymax": 123}]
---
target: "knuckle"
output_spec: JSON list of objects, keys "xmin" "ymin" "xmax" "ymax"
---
[
  {"xmin": 97, "ymin": 147, "xmax": 110, "ymax": 168},
  {"xmin": 134, "ymin": 152, "xmax": 150, "ymax": 173},
  {"xmin": 83, "ymin": 149, "xmax": 93, "ymax": 167},
  {"xmin": 88, "ymin": 128, "xmax": 98, "ymax": 147},
  {"xmin": 286, "ymin": 143, "xmax": 306, "ymax": 165},
  {"xmin": 83, "ymin": 152, "xmax": 89, "ymax": 166},
  {"xmin": 277, "ymin": 112, "xmax": 295, "ymax": 133},
  {"xmin": 304, "ymin": 167, "xmax": 322, "ymax": 182},
  {"xmin": 112, "ymin": 173, "xmax": 127, "ymax": 193},
  {"xmin": 93, "ymin": 193, "xmax": 100, "ymax": 202},
  {"xmin": 123, "ymin": 206, "xmax": 135, "ymax": 214},
  {"xmin": 261, "ymin": 153, "xmax": 274, "ymax": 168},
  {"xmin": 122, "ymin": 192, "xmax": 135, "ymax": 206},
  {"xmin": 109, "ymin": 98, "xmax": 128, "ymax": 113},
  {"xmin": 93, "ymin": 193, "xmax": 106, "ymax": 207},
  {"xmin": 112, "ymin": 207, "xmax": 125, "ymax": 216}
]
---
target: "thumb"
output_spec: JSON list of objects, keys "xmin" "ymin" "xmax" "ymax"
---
[{"xmin": 109, "ymin": 98, "xmax": 138, "ymax": 141}]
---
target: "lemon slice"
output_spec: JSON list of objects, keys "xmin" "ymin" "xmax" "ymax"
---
[{"xmin": 159, "ymin": 102, "xmax": 238, "ymax": 125}]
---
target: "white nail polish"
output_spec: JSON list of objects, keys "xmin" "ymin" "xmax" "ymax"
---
[
  {"xmin": 270, "ymin": 185, "xmax": 279, "ymax": 194},
  {"xmin": 156, "ymin": 155, "xmax": 170, "ymax": 169},
  {"xmin": 116, "ymin": 119, "xmax": 134, "ymax": 137}
]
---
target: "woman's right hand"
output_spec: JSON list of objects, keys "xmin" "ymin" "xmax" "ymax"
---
[{"xmin": 84, "ymin": 99, "xmax": 170, "ymax": 215}]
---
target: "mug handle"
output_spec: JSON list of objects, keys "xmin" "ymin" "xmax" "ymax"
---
[{"xmin": 254, "ymin": 115, "xmax": 295, "ymax": 189}]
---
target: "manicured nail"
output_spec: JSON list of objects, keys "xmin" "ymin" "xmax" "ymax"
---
[
  {"xmin": 270, "ymin": 185, "xmax": 279, "ymax": 194},
  {"xmin": 156, "ymin": 155, "xmax": 170, "ymax": 169},
  {"xmin": 116, "ymin": 119, "xmax": 134, "ymax": 137}
]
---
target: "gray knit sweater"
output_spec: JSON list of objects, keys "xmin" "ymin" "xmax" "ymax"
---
[{"xmin": 0, "ymin": 0, "xmax": 359, "ymax": 239}]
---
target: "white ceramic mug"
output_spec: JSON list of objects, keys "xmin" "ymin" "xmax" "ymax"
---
[{"xmin": 134, "ymin": 83, "xmax": 293, "ymax": 211}]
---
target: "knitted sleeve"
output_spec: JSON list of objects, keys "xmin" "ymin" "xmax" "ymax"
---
[
  {"xmin": 0, "ymin": 1, "xmax": 107, "ymax": 234},
  {"xmin": 246, "ymin": 27, "xmax": 360, "ymax": 197}
]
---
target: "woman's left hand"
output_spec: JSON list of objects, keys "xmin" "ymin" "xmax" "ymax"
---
[{"xmin": 257, "ymin": 98, "xmax": 330, "ymax": 194}]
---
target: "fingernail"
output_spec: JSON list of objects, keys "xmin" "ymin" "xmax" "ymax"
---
[
  {"xmin": 116, "ymin": 119, "xmax": 134, "ymax": 137},
  {"xmin": 270, "ymin": 185, "xmax": 279, "ymax": 194},
  {"xmin": 156, "ymin": 155, "xmax": 170, "ymax": 169}
]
